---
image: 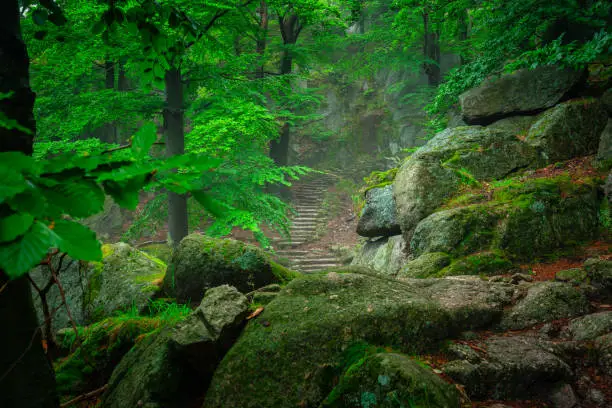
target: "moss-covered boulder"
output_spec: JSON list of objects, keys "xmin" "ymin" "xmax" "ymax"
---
[
  {"xmin": 410, "ymin": 207, "xmax": 498, "ymax": 257},
  {"xmin": 164, "ymin": 234, "xmax": 297, "ymax": 304},
  {"xmin": 500, "ymin": 282, "xmax": 590, "ymax": 330},
  {"xmin": 204, "ymin": 272, "xmax": 515, "ymax": 408},
  {"xmin": 443, "ymin": 336, "xmax": 573, "ymax": 399},
  {"xmin": 487, "ymin": 115, "xmax": 537, "ymax": 136},
  {"xmin": 357, "ymin": 185, "xmax": 401, "ymax": 238},
  {"xmin": 597, "ymin": 119, "xmax": 612, "ymax": 162},
  {"xmin": 30, "ymin": 254, "xmax": 91, "ymax": 334},
  {"xmin": 459, "ymin": 65, "xmax": 584, "ymax": 124},
  {"xmin": 437, "ymin": 252, "xmax": 515, "ymax": 277},
  {"xmin": 526, "ymin": 98, "xmax": 608, "ymax": 163},
  {"xmin": 55, "ymin": 312, "xmax": 185, "ymax": 400},
  {"xmin": 351, "ymin": 235, "xmax": 406, "ymax": 277},
  {"xmin": 594, "ymin": 333, "xmax": 612, "ymax": 376},
  {"xmin": 410, "ymin": 175, "xmax": 600, "ymax": 262},
  {"xmin": 31, "ymin": 243, "xmax": 167, "ymax": 334},
  {"xmin": 393, "ymin": 126, "xmax": 537, "ymax": 237},
  {"xmin": 584, "ymin": 258, "xmax": 612, "ymax": 301},
  {"xmin": 397, "ymin": 252, "xmax": 451, "ymax": 279},
  {"xmin": 102, "ymin": 286, "xmax": 249, "ymax": 408},
  {"xmin": 602, "ymin": 88, "xmax": 612, "ymax": 116},
  {"xmin": 555, "ymin": 268, "xmax": 587, "ymax": 284},
  {"xmin": 322, "ymin": 353, "xmax": 460, "ymax": 408},
  {"xmin": 567, "ymin": 312, "xmax": 612, "ymax": 341},
  {"xmin": 87, "ymin": 243, "xmax": 166, "ymax": 322},
  {"xmin": 139, "ymin": 242, "xmax": 173, "ymax": 264}
]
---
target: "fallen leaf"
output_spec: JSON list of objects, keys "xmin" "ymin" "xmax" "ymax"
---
[{"xmin": 247, "ymin": 307, "xmax": 264, "ymax": 320}]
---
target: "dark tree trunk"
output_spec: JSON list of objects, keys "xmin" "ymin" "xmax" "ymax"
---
[
  {"xmin": 423, "ymin": 12, "xmax": 441, "ymax": 86},
  {"xmin": 164, "ymin": 68, "xmax": 188, "ymax": 247},
  {"xmin": 270, "ymin": 13, "xmax": 300, "ymax": 169},
  {"xmin": 0, "ymin": 2, "xmax": 59, "ymax": 407},
  {"xmin": 100, "ymin": 60, "xmax": 117, "ymax": 143},
  {"xmin": 118, "ymin": 62, "xmax": 128, "ymax": 91},
  {"xmin": 255, "ymin": 0, "xmax": 268, "ymax": 79}
]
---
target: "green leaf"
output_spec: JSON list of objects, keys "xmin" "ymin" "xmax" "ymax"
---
[
  {"xmin": 102, "ymin": 176, "xmax": 147, "ymax": 209},
  {"xmin": 0, "ymin": 222, "xmax": 54, "ymax": 279},
  {"xmin": 192, "ymin": 191, "xmax": 231, "ymax": 218},
  {"xmin": 131, "ymin": 123, "xmax": 157, "ymax": 158},
  {"xmin": 52, "ymin": 220, "xmax": 101, "ymax": 261},
  {"xmin": 0, "ymin": 213, "xmax": 35, "ymax": 243},
  {"xmin": 41, "ymin": 179, "xmax": 106, "ymax": 218}
]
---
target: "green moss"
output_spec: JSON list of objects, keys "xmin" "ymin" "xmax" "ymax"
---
[
  {"xmin": 270, "ymin": 260, "xmax": 301, "ymax": 284},
  {"xmin": 362, "ymin": 168, "xmax": 398, "ymax": 194},
  {"xmin": 437, "ymin": 252, "xmax": 514, "ymax": 277},
  {"xmin": 139, "ymin": 243, "xmax": 173, "ymax": 264}
]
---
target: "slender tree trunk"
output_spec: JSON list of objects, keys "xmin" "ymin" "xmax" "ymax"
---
[
  {"xmin": 118, "ymin": 61, "xmax": 128, "ymax": 91},
  {"xmin": 422, "ymin": 12, "xmax": 441, "ymax": 86},
  {"xmin": 164, "ymin": 68, "xmax": 188, "ymax": 247},
  {"xmin": 101, "ymin": 60, "xmax": 117, "ymax": 143},
  {"xmin": 255, "ymin": 0, "xmax": 268, "ymax": 79},
  {"xmin": 0, "ymin": 2, "xmax": 58, "ymax": 406}
]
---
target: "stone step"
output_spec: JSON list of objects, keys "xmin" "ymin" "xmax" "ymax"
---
[
  {"xmin": 297, "ymin": 265, "xmax": 341, "ymax": 272},
  {"xmin": 294, "ymin": 258, "xmax": 340, "ymax": 265},
  {"xmin": 291, "ymin": 217, "xmax": 319, "ymax": 222}
]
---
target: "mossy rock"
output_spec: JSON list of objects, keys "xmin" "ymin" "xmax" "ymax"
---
[
  {"xmin": 87, "ymin": 243, "xmax": 166, "ymax": 322},
  {"xmin": 500, "ymin": 282, "xmax": 590, "ymax": 330},
  {"xmin": 139, "ymin": 243, "xmax": 173, "ymax": 264},
  {"xmin": 568, "ymin": 312, "xmax": 612, "ymax": 341},
  {"xmin": 398, "ymin": 252, "xmax": 451, "ymax": 279},
  {"xmin": 163, "ymin": 234, "xmax": 299, "ymax": 304},
  {"xmin": 459, "ymin": 65, "xmax": 584, "ymax": 124},
  {"xmin": 410, "ymin": 207, "xmax": 498, "ymax": 258},
  {"xmin": 555, "ymin": 268, "xmax": 587, "ymax": 284},
  {"xmin": 526, "ymin": 98, "xmax": 608, "ymax": 163},
  {"xmin": 437, "ymin": 252, "xmax": 514, "ymax": 277},
  {"xmin": 54, "ymin": 315, "xmax": 174, "ymax": 400},
  {"xmin": 413, "ymin": 175, "xmax": 601, "ymax": 261},
  {"xmin": 393, "ymin": 126, "xmax": 537, "ymax": 237},
  {"xmin": 322, "ymin": 353, "xmax": 460, "ymax": 408},
  {"xmin": 204, "ymin": 272, "xmax": 514, "ymax": 408},
  {"xmin": 357, "ymin": 185, "xmax": 401, "ymax": 238},
  {"xmin": 487, "ymin": 115, "xmax": 537, "ymax": 136},
  {"xmin": 584, "ymin": 257, "xmax": 612, "ymax": 301},
  {"xmin": 351, "ymin": 235, "xmax": 407, "ymax": 277}
]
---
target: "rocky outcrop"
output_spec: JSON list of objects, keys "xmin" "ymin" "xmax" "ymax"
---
[
  {"xmin": 102, "ymin": 286, "xmax": 248, "ymax": 408},
  {"xmin": 204, "ymin": 272, "xmax": 515, "ymax": 408},
  {"xmin": 163, "ymin": 234, "xmax": 297, "ymax": 304},
  {"xmin": 567, "ymin": 312, "xmax": 612, "ymax": 341},
  {"xmin": 602, "ymin": 88, "xmax": 612, "ymax": 115},
  {"xmin": 30, "ymin": 243, "xmax": 166, "ymax": 334},
  {"xmin": 443, "ymin": 335, "xmax": 573, "ymax": 400},
  {"xmin": 350, "ymin": 235, "xmax": 406, "ymax": 276},
  {"xmin": 500, "ymin": 282, "xmax": 590, "ymax": 330},
  {"xmin": 397, "ymin": 252, "xmax": 451, "ymax": 279},
  {"xmin": 526, "ymin": 98, "xmax": 607, "ymax": 162},
  {"xmin": 597, "ymin": 119, "xmax": 612, "ymax": 161},
  {"xmin": 393, "ymin": 126, "xmax": 537, "ymax": 236},
  {"xmin": 584, "ymin": 258, "xmax": 612, "ymax": 301},
  {"xmin": 356, "ymin": 185, "xmax": 401, "ymax": 237},
  {"xmin": 87, "ymin": 243, "xmax": 166, "ymax": 322},
  {"xmin": 459, "ymin": 65, "xmax": 584, "ymax": 124},
  {"xmin": 408, "ymin": 175, "xmax": 600, "ymax": 263},
  {"xmin": 322, "ymin": 352, "xmax": 460, "ymax": 407}
]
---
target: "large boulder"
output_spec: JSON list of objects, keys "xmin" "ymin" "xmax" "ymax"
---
[
  {"xmin": 350, "ymin": 235, "xmax": 406, "ymax": 277},
  {"xmin": 526, "ymin": 98, "xmax": 608, "ymax": 163},
  {"xmin": 459, "ymin": 65, "xmax": 584, "ymax": 124},
  {"xmin": 594, "ymin": 333, "xmax": 612, "ymax": 376},
  {"xmin": 163, "ymin": 234, "xmax": 297, "ymax": 304},
  {"xmin": 30, "ymin": 254, "xmax": 91, "ymax": 334},
  {"xmin": 30, "ymin": 243, "xmax": 166, "ymax": 334},
  {"xmin": 487, "ymin": 115, "xmax": 537, "ymax": 136},
  {"xmin": 584, "ymin": 258, "xmax": 612, "ymax": 301},
  {"xmin": 397, "ymin": 252, "xmax": 451, "ymax": 279},
  {"xmin": 87, "ymin": 243, "xmax": 166, "ymax": 322},
  {"xmin": 443, "ymin": 336, "xmax": 573, "ymax": 399},
  {"xmin": 322, "ymin": 352, "xmax": 460, "ymax": 407},
  {"xmin": 596, "ymin": 119, "xmax": 612, "ymax": 161},
  {"xmin": 204, "ymin": 272, "xmax": 515, "ymax": 408},
  {"xmin": 409, "ymin": 175, "xmax": 600, "ymax": 261},
  {"xmin": 393, "ymin": 126, "xmax": 537, "ymax": 237},
  {"xmin": 567, "ymin": 312, "xmax": 612, "ymax": 341},
  {"xmin": 102, "ymin": 286, "xmax": 248, "ymax": 408},
  {"xmin": 356, "ymin": 185, "xmax": 401, "ymax": 237},
  {"xmin": 500, "ymin": 282, "xmax": 590, "ymax": 330},
  {"xmin": 602, "ymin": 88, "xmax": 612, "ymax": 115}
]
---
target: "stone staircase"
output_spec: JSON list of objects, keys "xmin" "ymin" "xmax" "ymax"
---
[{"xmin": 271, "ymin": 176, "xmax": 343, "ymax": 273}]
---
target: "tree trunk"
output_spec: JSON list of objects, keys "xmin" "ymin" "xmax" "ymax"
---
[
  {"xmin": 0, "ymin": 2, "xmax": 58, "ymax": 406},
  {"xmin": 422, "ymin": 12, "xmax": 441, "ymax": 86},
  {"xmin": 458, "ymin": 10, "xmax": 469, "ymax": 66},
  {"xmin": 100, "ymin": 60, "xmax": 117, "ymax": 143},
  {"xmin": 164, "ymin": 68, "xmax": 188, "ymax": 247},
  {"xmin": 255, "ymin": 0, "xmax": 268, "ymax": 80}
]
